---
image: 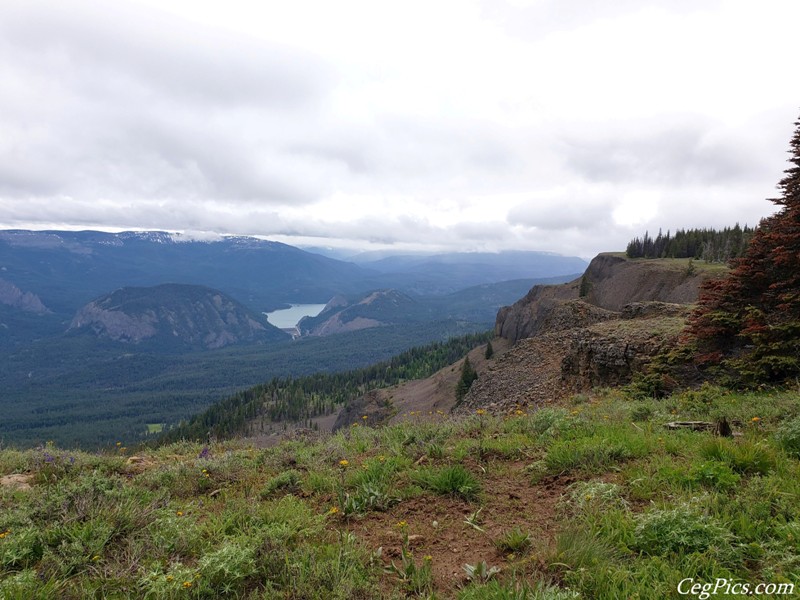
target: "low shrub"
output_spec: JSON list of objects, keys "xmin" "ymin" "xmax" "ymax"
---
[
  {"xmin": 565, "ymin": 481, "xmax": 627, "ymax": 514},
  {"xmin": 632, "ymin": 504, "xmax": 731, "ymax": 556},
  {"xmin": 699, "ymin": 438, "xmax": 776, "ymax": 475},
  {"xmin": 495, "ymin": 526, "xmax": 532, "ymax": 554},
  {"xmin": 545, "ymin": 430, "xmax": 650, "ymax": 475},
  {"xmin": 776, "ymin": 415, "xmax": 800, "ymax": 458},
  {"xmin": 411, "ymin": 465, "xmax": 481, "ymax": 501},
  {"xmin": 458, "ymin": 579, "xmax": 581, "ymax": 600},
  {"xmin": 260, "ymin": 469, "xmax": 301, "ymax": 498},
  {"xmin": 687, "ymin": 461, "xmax": 741, "ymax": 491}
]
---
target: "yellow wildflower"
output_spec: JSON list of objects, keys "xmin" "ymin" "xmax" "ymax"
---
[
  {"xmin": 92, "ymin": 555, "xmax": 100, "ymax": 561},
  {"xmin": 182, "ymin": 581, "xmax": 192, "ymax": 588},
  {"xmin": 362, "ymin": 415, "xmax": 368, "ymax": 420},
  {"xmin": 339, "ymin": 459, "xmax": 349, "ymax": 468},
  {"xmin": 476, "ymin": 409, "xmax": 486, "ymax": 415},
  {"xmin": 166, "ymin": 575, "xmax": 173, "ymax": 582},
  {"xmin": 396, "ymin": 520, "xmax": 408, "ymax": 529},
  {"xmin": 176, "ymin": 511, "xmax": 183, "ymax": 517},
  {"xmin": 752, "ymin": 417, "xmax": 761, "ymax": 422},
  {"xmin": 328, "ymin": 506, "xmax": 339, "ymax": 515}
]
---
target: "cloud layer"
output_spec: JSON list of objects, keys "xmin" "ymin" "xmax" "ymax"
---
[{"xmin": 1, "ymin": 0, "xmax": 799, "ymax": 257}]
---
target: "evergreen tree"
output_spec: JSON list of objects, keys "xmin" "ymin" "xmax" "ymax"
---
[
  {"xmin": 689, "ymin": 115, "xmax": 800, "ymax": 383},
  {"xmin": 485, "ymin": 341, "xmax": 494, "ymax": 360},
  {"xmin": 579, "ymin": 274, "xmax": 590, "ymax": 298},
  {"xmin": 455, "ymin": 356, "xmax": 478, "ymax": 403}
]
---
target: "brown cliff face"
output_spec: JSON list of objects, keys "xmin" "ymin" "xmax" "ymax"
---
[
  {"xmin": 495, "ymin": 253, "xmax": 717, "ymax": 344},
  {"xmin": 494, "ymin": 280, "xmax": 579, "ymax": 343},
  {"xmin": 580, "ymin": 253, "xmax": 713, "ymax": 311},
  {"xmin": 454, "ymin": 255, "xmax": 724, "ymax": 415}
]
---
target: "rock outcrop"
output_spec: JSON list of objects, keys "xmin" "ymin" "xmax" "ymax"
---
[
  {"xmin": 458, "ymin": 301, "xmax": 688, "ymax": 414},
  {"xmin": 560, "ymin": 304, "xmax": 689, "ymax": 392},
  {"xmin": 458, "ymin": 255, "xmax": 718, "ymax": 415},
  {"xmin": 495, "ymin": 253, "xmax": 715, "ymax": 344},
  {"xmin": 69, "ymin": 284, "xmax": 289, "ymax": 349},
  {"xmin": 580, "ymin": 253, "xmax": 713, "ymax": 310},
  {"xmin": 0, "ymin": 278, "xmax": 50, "ymax": 314}
]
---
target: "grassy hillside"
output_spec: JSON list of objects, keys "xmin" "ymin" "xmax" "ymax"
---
[
  {"xmin": 604, "ymin": 252, "xmax": 730, "ymax": 274},
  {"xmin": 2, "ymin": 385, "xmax": 798, "ymax": 598}
]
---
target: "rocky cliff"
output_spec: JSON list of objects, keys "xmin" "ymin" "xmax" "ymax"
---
[
  {"xmin": 69, "ymin": 284, "xmax": 289, "ymax": 349},
  {"xmin": 496, "ymin": 253, "xmax": 716, "ymax": 344},
  {"xmin": 456, "ymin": 255, "xmax": 721, "ymax": 414},
  {"xmin": 0, "ymin": 278, "xmax": 50, "ymax": 314}
]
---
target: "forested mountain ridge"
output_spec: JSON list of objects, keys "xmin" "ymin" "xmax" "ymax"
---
[
  {"xmin": 298, "ymin": 289, "xmax": 420, "ymax": 336},
  {"xmin": 68, "ymin": 284, "xmax": 289, "ymax": 349}
]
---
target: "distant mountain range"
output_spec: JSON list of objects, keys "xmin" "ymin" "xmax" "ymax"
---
[
  {"xmin": 0, "ymin": 229, "xmax": 588, "ymax": 447},
  {"xmin": 0, "ymin": 229, "xmax": 587, "ymax": 347},
  {"xmin": 297, "ymin": 277, "xmax": 577, "ymax": 337}
]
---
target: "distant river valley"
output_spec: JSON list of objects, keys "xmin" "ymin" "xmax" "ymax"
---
[{"xmin": 264, "ymin": 304, "xmax": 327, "ymax": 328}]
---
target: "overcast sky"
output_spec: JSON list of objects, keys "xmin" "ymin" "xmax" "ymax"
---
[{"xmin": 1, "ymin": 0, "xmax": 798, "ymax": 258}]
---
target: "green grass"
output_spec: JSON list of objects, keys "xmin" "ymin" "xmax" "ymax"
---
[
  {"xmin": 1, "ymin": 387, "xmax": 799, "ymax": 598},
  {"xmin": 411, "ymin": 464, "xmax": 482, "ymax": 501}
]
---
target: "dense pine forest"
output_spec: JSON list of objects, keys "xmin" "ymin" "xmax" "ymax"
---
[
  {"xmin": 158, "ymin": 331, "xmax": 492, "ymax": 443},
  {"xmin": 625, "ymin": 225, "xmax": 754, "ymax": 262}
]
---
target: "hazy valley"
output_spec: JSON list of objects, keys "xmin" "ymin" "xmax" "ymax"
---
[{"xmin": 0, "ymin": 230, "xmax": 585, "ymax": 447}]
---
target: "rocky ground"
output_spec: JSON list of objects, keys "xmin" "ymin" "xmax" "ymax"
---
[{"xmin": 457, "ymin": 301, "xmax": 690, "ymax": 415}]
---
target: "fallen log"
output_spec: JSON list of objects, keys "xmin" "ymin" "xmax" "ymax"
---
[{"xmin": 665, "ymin": 417, "xmax": 733, "ymax": 437}]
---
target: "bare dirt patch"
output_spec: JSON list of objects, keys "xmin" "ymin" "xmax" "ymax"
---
[
  {"xmin": 0, "ymin": 473, "xmax": 33, "ymax": 491},
  {"xmin": 337, "ymin": 460, "xmax": 569, "ymax": 596}
]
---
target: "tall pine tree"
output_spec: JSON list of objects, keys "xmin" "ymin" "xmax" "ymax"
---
[{"xmin": 689, "ymin": 115, "xmax": 800, "ymax": 383}]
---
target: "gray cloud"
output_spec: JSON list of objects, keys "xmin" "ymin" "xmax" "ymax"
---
[
  {"xmin": 480, "ymin": 0, "xmax": 724, "ymax": 41},
  {"xmin": 0, "ymin": 0, "xmax": 333, "ymax": 205},
  {"xmin": 1, "ymin": 1, "xmax": 331, "ymax": 110},
  {"xmin": 0, "ymin": 0, "xmax": 796, "ymax": 259},
  {"xmin": 559, "ymin": 116, "xmax": 763, "ymax": 186},
  {"xmin": 507, "ymin": 193, "xmax": 616, "ymax": 231}
]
